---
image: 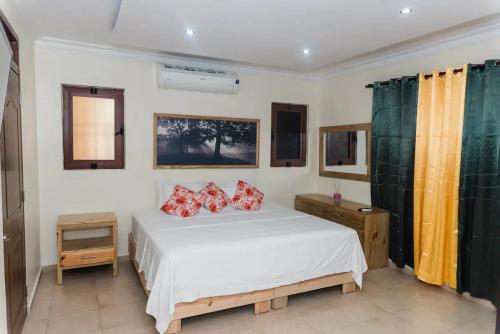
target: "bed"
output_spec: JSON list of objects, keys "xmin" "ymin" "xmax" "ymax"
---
[{"xmin": 129, "ymin": 201, "xmax": 367, "ymax": 334}]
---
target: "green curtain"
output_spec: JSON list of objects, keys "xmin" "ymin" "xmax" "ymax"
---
[
  {"xmin": 457, "ymin": 60, "xmax": 500, "ymax": 307},
  {"xmin": 371, "ymin": 77, "xmax": 418, "ymax": 268}
]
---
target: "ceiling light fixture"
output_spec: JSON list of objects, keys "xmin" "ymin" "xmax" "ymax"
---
[
  {"xmin": 400, "ymin": 8, "xmax": 413, "ymax": 15},
  {"xmin": 303, "ymin": 49, "xmax": 310, "ymax": 55},
  {"xmin": 186, "ymin": 28, "xmax": 195, "ymax": 36}
]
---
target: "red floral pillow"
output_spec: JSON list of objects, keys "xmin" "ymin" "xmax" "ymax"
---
[
  {"xmin": 198, "ymin": 182, "xmax": 230, "ymax": 213},
  {"xmin": 231, "ymin": 180, "xmax": 264, "ymax": 211},
  {"xmin": 161, "ymin": 185, "xmax": 202, "ymax": 217}
]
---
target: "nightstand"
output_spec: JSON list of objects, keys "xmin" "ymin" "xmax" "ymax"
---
[{"xmin": 57, "ymin": 212, "xmax": 117, "ymax": 285}]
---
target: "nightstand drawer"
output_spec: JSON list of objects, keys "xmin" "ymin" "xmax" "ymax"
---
[{"xmin": 60, "ymin": 248, "xmax": 114, "ymax": 267}]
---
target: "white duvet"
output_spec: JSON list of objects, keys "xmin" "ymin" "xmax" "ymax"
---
[{"xmin": 132, "ymin": 202, "xmax": 367, "ymax": 333}]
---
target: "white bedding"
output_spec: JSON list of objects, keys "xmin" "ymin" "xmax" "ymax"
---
[{"xmin": 132, "ymin": 202, "xmax": 367, "ymax": 333}]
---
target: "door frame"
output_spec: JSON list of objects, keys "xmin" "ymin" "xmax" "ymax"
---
[{"xmin": 0, "ymin": 11, "xmax": 27, "ymax": 334}]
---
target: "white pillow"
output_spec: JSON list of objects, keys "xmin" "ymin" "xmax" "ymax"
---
[{"xmin": 155, "ymin": 180, "xmax": 207, "ymax": 209}]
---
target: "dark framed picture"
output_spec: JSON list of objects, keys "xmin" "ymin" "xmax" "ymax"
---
[{"xmin": 154, "ymin": 113, "xmax": 260, "ymax": 169}]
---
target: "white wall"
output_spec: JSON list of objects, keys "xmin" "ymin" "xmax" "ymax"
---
[
  {"xmin": 0, "ymin": 1, "xmax": 40, "ymax": 332},
  {"xmin": 318, "ymin": 34, "xmax": 500, "ymax": 204},
  {"xmin": 34, "ymin": 46, "xmax": 321, "ymax": 266}
]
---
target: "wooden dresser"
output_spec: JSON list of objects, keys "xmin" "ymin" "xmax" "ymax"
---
[{"xmin": 295, "ymin": 194, "xmax": 389, "ymax": 269}]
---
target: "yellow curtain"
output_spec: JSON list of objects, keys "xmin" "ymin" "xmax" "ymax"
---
[{"xmin": 413, "ymin": 66, "xmax": 467, "ymax": 288}]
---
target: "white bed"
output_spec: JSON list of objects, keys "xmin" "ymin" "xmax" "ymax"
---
[{"xmin": 132, "ymin": 201, "xmax": 367, "ymax": 333}]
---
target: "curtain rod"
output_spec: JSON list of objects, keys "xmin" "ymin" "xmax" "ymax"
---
[
  {"xmin": 365, "ymin": 76, "xmax": 417, "ymax": 88},
  {"xmin": 366, "ymin": 61, "xmax": 500, "ymax": 88}
]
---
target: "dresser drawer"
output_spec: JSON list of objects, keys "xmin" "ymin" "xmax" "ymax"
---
[
  {"xmin": 60, "ymin": 248, "xmax": 115, "ymax": 268},
  {"xmin": 323, "ymin": 208, "xmax": 364, "ymax": 230},
  {"xmin": 295, "ymin": 200, "xmax": 323, "ymax": 217}
]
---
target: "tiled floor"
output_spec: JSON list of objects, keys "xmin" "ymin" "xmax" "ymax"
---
[{"xmin": 23, "ymin": 261, "xmax": 496, "ymax": 334}]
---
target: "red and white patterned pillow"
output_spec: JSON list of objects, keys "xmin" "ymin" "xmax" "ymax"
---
[
  {"xmin": 231, "ymin": 180, "xmax": 264, "ymax": 211},
  {"xmin": 197, "ymin": 182, "xmax": 230, "ymax": 213},
  {"xmin": 161, "ymin": 185, "xmax": 203, "ymax": 217}
]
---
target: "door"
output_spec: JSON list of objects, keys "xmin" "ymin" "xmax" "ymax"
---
[{"xmin": 2, "ymin": 65, "xmax": 26, "ymax": 334}]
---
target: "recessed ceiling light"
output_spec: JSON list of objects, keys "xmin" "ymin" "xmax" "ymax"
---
[
  {"xmin": 186, "ymin": 29, "xmax": 195, "ymax": 36},
  {"xmin": 400, "ymin": 8, "xmax": 413, "ymax": 15},
  {"xmin": 303, "ymin": 49, "xmax": 310, "ymax": 55}
]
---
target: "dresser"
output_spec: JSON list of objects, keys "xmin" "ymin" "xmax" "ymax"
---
[{"xmin": 295, "ymin": 194, "xmax": 389, "ymax": 269}]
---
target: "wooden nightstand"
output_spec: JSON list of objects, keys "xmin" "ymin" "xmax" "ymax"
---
[{"xmin": 57, "ymin": 212, "xmax": 117, "ymax": 285}]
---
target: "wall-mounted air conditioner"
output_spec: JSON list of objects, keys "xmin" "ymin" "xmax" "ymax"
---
[{"xmin": 157, "ymin": 63, "xmax": 240, "ymax": 94}]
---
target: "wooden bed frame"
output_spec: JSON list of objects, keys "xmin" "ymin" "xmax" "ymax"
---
[{"xmin": 128, "ymin": 233, "xmax": 357, "ymax": 334}]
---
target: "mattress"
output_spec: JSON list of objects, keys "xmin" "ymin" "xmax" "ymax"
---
[{"xmin": 132, "ymin": 202, "xmax": 367, "ymax": 333}]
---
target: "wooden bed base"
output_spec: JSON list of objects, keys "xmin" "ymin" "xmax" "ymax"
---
[{"xmin": 128, "ymin": 233, "xmax": 357, "ymax": 334}]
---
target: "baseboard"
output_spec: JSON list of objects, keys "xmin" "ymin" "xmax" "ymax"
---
[{"xmin": 27, "ymin": 267, "xmax": 42, "ymax": 311}]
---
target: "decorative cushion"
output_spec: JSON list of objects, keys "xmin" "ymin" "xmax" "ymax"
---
[
  {"xmin": 161, "ymin": 185, "xmax": 203, "ymax": 217},
  {"xmin": 155, "ymin": 180, "xmax": 206, "ymax": 209},
  {"xmin": 218, "ymin": 176, "xmax": 256, "ymax": 199},
  {"xmin": 231, "ymin": 180, "xmax": 264, "ymax": 211},
  {"xmin": 198, "ymin": 182, "xmax": 230, "ymax": 213}
]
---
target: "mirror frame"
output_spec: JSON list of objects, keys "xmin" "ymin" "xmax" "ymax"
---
[{"xmin": 319, "ymin": 123, "xmax": 371, "ymax": 182}]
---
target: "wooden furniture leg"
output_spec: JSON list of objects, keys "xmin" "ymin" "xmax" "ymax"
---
[
  {"xmin": 342, "ymin": 281, "xmax": 355, "ymax": 294},
  {"xmin": 271, "ymin": 296, "xmax": 288, "ymax": 310},
  {"xmin": 254, "ymin": 300, "xmax": 271, "ymax": 314},
  {"xmin": 112, "ymin": 224, "xmax": 118, "ymax": 276},
  {"xmin": 165, "ymin": 319, "xmax": 181, "ymax": 334},
  {"xmin": 56, "ymin": 227, "xmax": 63, "ymax": 285}
]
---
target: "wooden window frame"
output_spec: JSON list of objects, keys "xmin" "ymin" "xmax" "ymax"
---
[
  {"xmin": 270, "ymin": 102, "xmax": 307, "ymax": 167},
  {"xmin": 62, "ymin": 84, "xmax": 125, "ymax": 170}
]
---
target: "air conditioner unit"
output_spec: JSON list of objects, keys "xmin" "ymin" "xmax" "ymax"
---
[{"xmin": 157, "ymin": 63, "xmax": 240, "ymax": 94}]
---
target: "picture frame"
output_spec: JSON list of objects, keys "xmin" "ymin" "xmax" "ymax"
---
[{"xmin": 154, "ymin": 113, "xmax": 260, "ymax": 169}]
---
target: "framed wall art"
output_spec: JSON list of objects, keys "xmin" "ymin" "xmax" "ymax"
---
[{"xmin": 154, "ymin": 113, "xmax": 260, "ymax": 169}]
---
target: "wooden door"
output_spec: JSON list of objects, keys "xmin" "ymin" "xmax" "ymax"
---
[{"xmin": 2, "ymin": 65, "xmax": 27, "ymax": 334}]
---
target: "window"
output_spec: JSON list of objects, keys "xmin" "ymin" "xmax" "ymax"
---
[
  {"xmin": 62, "ymin": 85, "xmax": 124, "ymax": 169},
  {"xmin": 270, "ymin": 103, "xmax": 307, "ymax": 167},
  {"xmin": 325, "ymin": 131, "xmax": 357, "ymax": 166}
]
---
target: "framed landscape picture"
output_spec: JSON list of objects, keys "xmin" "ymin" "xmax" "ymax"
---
[{"xmin": 154, "ymin": 113, "xmax": 260, "ymax": 168}]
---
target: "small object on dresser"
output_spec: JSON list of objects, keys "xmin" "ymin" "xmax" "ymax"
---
[
  {"xmin": 333, "ymin": 181, "xmax": 342, "ymax": 203},
  {"xmin": 358, "ymin": 207, "xmax": 372, "ymax": 212},
  {"xmin": 56, "ymin": 212, "xmax": 118, "ymax": 285}
]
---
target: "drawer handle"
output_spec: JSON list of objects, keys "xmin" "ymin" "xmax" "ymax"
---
[{"xmin": 81, "ymin": 255, "xmax": 97, "ymax": 260}]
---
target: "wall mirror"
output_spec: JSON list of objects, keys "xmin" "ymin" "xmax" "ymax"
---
[{"xmin": 319, "ymin": 123, "xmax": 371, "ymax": 182}]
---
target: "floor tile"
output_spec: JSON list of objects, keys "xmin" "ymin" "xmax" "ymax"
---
[
  {"xmin": 394, "ymin": 305, "xmax": 464, "ymax": 333},
  {"xmin": 22, "ymin": 319, "xmax": 47, "ymax": 334},
  {"xmin": 99, "ymin": 302, "xmax": 155, "ymax": 330},
  {"xmin": 97, "ymin": 283, "xmax": 146, "ymax": 307},
  {"xmin": 28, "ymin": 295, "xmax": 52, "ymax": 321},
  {"xmin": 298, "ymin": 300, "xmax": 387, "ymax": 332},
  {"xmin": 102, "ymin": 324, "xmax": 158, "ymax": 334},
  {"xmin": 50, "ymin": 291, "xmax": 99, "ymax": 317},
  {"xmin": 439, "ymin": 319, "xmax": 496, "ymax": 334},
  {"xmin": 46, "ymin": 310, "xmax": 101, "ymax": 334},
  {"xmin": 336, "ymin": 314, "xmax": 421, "ymax": 334}
]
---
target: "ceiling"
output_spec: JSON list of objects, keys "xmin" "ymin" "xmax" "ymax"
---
[{"xmin": 16, "ymin": 0, "xmax": 500, "ymax": 73}]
